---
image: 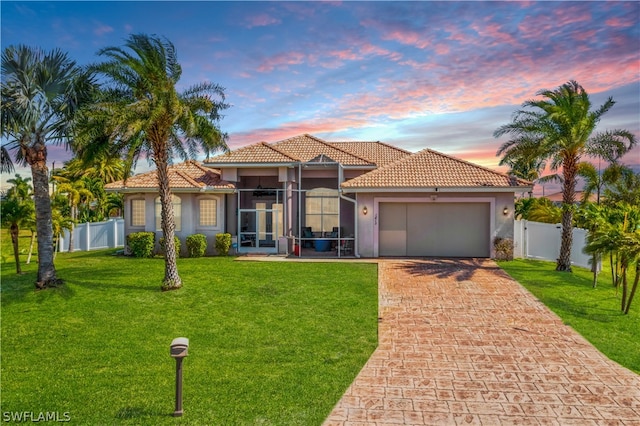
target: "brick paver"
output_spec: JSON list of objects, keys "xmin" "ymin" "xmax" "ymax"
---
[{"xmin": 324, "ymin": 259, "xmax": 640, "ymax": 425}]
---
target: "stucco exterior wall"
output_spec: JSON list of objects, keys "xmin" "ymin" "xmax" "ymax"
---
[
  {"xmin": 123, "ymin": 192, "xmax": 226, "ymax": 256},
  {"xmin": 355, "ymin": 191, "xmax": 515, "ymax": 258}
]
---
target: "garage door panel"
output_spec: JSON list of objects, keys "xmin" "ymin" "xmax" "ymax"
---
[
  {"xmin": 379, "ymin": 203, "xmax": 407, "ymax": 256},
  {"xmin": 380, "ymin": 202, "xmax": 490, "ymax": 258}
]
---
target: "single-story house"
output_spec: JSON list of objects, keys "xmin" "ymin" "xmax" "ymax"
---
[{"xmin": 106, "ymin": 134, "xmax": 532, "ymax": 258}]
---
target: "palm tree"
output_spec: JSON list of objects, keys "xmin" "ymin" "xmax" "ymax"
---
[
  {"xmin": 89, "ymin": 34, "xmax": 229, "ymax": 290},
  {"xmin": 584, "ymin": 203, "xmax": 640, "ymax": 314},
  {"xmin": 1, "ymin": 196, "xmax": 35, "ymax": 274},
  {"xmin": 54, "ymin": 178, "xmax": 94, "ymax": 252},
  {"xmin": 495, "ymin": 81, "xmax": 637, "ymax": 272},
  {"xmin": 1, "ymin": 45, "xmax": 94, "ymax": 288},
  {"xmin": 6, "ymin": 174, "xmax": 33, "ymax": 201}
]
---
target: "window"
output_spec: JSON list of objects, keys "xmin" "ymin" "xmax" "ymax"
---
[
  {"xmin": 155, "ymin": 195, "xmax": 181, "ymax": 232},
  {"xmin": 199, "ymin": 198, "xmax": 217, "ymax": 227},
  {"xmin": 305, "ymin": 188, "xmax": 339, "ymax": 233},
  {"xmin": 131, "ymin": 199, "xmax": 145, "ymax": 227}
]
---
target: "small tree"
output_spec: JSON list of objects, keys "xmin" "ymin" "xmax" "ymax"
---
[
  {"xmin": 585, "ymin": 203, "xmax": 640, "ymax": 313},
  {"xmin": 1, "ymin": 197, "xmax": 35, "ymax": 274}
]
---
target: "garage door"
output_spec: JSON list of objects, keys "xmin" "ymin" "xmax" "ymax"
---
[{"xmin": 379, "ymin": 202, "xmax": 490, "ymax": 257}]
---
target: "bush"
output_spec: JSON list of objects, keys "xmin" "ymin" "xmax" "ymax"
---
[
  {"xmin": 159, "ymin": 235, "xmax": 181, "ymax": 258},
  {"xmin": 493, "ymin": 237, "xmax": 514, "ymax": 261},
  {"xmin": 186, "ymin": 234, "xmax": 207, "ymax": 258},
  {"xmin": 126, "ymin": 232, "xmax": 155, "ymax": 258},
  {"xmin": 215, "ymin": 233, "xmax": 232, "ymax": 256}
]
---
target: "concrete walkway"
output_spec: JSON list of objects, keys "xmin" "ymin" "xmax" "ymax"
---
[{"xmin": 324, "ymin": 259, "xmax": 640, "ymax": 425}]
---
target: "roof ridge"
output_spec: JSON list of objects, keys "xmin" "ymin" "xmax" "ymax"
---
[
  {"xmin": 304, "ymin": 135, "xmax": 375, "ymax": 165},
  {"xmin": 189, "ymin": 160, "xmax": 221, "ymax": 176},
  {"xmin": 329, "ymin": 140, "xmax": 412, "ymax": 156},
  {"xmin": 175, "ymin": 169, "xmax": 204, "ymax": 187},
  {"xmin": 264, "ymin": 141, "xmax": 301, "ymax": 161}
]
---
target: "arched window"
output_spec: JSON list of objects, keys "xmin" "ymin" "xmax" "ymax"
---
[
  {"xmin": 155, "ymin": 194, "xmax": 181, "ymax": 232},
  {"xmin": 305, "ymin": 188, "xmax": 339, "ymax": 233}
]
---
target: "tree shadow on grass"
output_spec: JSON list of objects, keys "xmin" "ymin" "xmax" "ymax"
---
[
  {"xmin": 395, "ymin": 257, "xmax": 505, "ymax": 282},
  {"xmin": 536, "ymin": 296, "xmax": 621, "ymax": 323}
]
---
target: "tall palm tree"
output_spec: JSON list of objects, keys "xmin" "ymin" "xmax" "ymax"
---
[
  {"xmin": 89, "ymin": 34, "xmax": 229, "ymax": 290},
  {"xmin": 1, "ymin": 45, "xmax": 94, "ymax": 288},
  {"xmin": 495, "ymin": 81, "xmax": 636, "ymax": 272}
]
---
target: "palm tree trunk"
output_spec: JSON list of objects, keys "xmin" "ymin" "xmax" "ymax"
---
[
  {"xmin": 26, "ymin": 141, "xmax": 59, "ymax": 288},
  {"xmin": 10, "ymin": 223, "xmax": 22, "ymax": 274},
  {"xmin": 155, "ymin": 153, "xmax": 182, "ymax": 291},
  {"xmin": 620, "ymin": 263, "xmax": 628, "ymax": 312},
  {"xmin": 556, "ymin": 158, "xmax": 577, "ymax": 272},
  {"xmin": 623, "ymin": 264, "xmax": 639, "ymax": 315}
]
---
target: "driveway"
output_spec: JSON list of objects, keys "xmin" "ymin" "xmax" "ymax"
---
[{"xmin": 324, "ymin": 259, "xmax": 640, "ymax": 425}]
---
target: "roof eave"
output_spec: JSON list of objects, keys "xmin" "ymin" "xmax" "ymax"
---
[
  {"xmin": 341, "ymin": 185, "xmax": 533, "ymax": 194},
  {"xmin": 105, "ymin": 187, "xmax": 236, "ymax": 194},
  {"xmin": 203, "ymin": 162, "xmax": 298, "ymax": 168}
]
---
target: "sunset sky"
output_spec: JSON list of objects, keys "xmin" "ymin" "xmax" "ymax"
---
[{"xmin": 2, "ymin": 1, "xmax": 639, "ymax": 194}]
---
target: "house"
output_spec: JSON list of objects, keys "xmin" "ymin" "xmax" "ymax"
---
[
  {"xmin": 106, "ymin": 134, "xmax": 532, "ymax": 258},
  {"xmin": 104, "ymin": 160, "xmax": 235, "ymax": 255}
]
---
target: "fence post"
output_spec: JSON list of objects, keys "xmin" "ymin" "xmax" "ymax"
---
[{"xmin": 85, "ymin": 222, "xmax": 91, "ymax": 251}]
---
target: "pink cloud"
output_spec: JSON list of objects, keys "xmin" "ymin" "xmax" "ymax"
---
[
  {"xmin": 606, "ymin": 16, "xmax": 636, "ymax": 28},
  {"xmin": 244, "ymin": 13, "xmax": 281, "ymax": 29},
  {"xmin": 93, "ymin": 24, "xmax": 113, "ymax": 37},
  {"xmin": 257, "ymin": 51, "xmax": 306, "ymax": 72}
]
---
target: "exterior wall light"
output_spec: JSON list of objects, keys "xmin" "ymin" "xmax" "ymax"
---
[
  {"xmin": 503, "ymin": 207, "xmax": 509, "ymax": 216},
  {"xmin": 362, "ymin": 206, "xmax": 368, "ymax": 215}
]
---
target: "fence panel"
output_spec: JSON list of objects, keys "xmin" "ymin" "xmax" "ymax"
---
[
  {"xmin": 58, "ymin": 218, "xmax": 124, "ymax": 253},
  {"xmin": 514, "ymin": 220, "xmax": 595, "ymax": 269}
]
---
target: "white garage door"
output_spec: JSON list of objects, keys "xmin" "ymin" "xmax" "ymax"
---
[{"xmin": 379, "ymin": 202, "xmax": 490, "ymax": 257}]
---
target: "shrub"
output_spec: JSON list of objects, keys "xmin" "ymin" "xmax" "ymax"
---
[
  {"xmin": 493, "ymin": 237, "xmax": 514, "ymax": 261},
  {"xmin": 126, "ymin": 232, "xmax": 155, "ymax": 258},
  {"xmin": 159, "ymin": 235, "xmax": 181, "ymax": 258},
  {"xmin": 186, "ymin": 234, "xmax": 207, "ymax": 258},
  {"xmin": 215, "ymin": 233, "xmax": 232, "ymax": 256}
]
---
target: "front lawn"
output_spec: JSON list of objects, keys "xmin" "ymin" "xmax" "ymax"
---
[
  {"xmin": 1, "ymin": 239, "xmax": 378, "ymax": 424},
  {"xmin": 498, "ymin": 259, "xmax": 640, "ymax": 374}
]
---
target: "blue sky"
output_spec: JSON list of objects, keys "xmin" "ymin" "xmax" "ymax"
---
[{"xmin": 2, "ymin": 1, "xmax": 639, "ymax": 194}]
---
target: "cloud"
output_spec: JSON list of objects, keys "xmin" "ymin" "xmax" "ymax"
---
[
  {"xmin": 93, "ymin": 23, "xmax": 114, "ymax": 37},
  {"xmin": 243, "ymin": 13, "xmax": 281, "ymax": 29}
]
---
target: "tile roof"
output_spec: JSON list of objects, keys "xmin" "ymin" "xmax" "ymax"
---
[
  {"xmin": 206, "ymin": 134, "xmax": 375, "ymax": 167},
  {"xmin": 341, "ymin": 148, "xmax": 531, "ymax": 189},
  {"xmin": 272, "ymin": 134, "xmax": 374, "ymax": 166},
  {"xmin": 105, "ymin": 160, "xmax": 235, "ymax": 191},
  {"xmin": 327, "ymin": 141, "xmax": 411, "ymax": 167},
  {"xmin": 205, "ymin": 141, "xmax": 298, "ymax": 164}
]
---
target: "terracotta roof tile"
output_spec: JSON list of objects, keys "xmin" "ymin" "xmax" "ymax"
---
[
  {"xmin": 105, "ymin": 160, "xmax": 234, "ymax": 191},
  {"xmin": 272, "ymin": 134, "xmax": 374, "ymax": 166},
  {"xmin": 205, "ymin": 141, "xmax": 298, "ymax": 164},
  {"xmin": 341, "ymin": 148, "xmax": 531, "ymax": 189},
  {"xmin": 328, "ymin": 141, "xmax": 411, "ymax": 166}
]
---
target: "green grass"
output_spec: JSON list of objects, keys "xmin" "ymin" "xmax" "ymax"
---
[
  {"xmin": 497, "ymin": 258, "xmax": 640, "ymax": 374},
  {"xmin": 1, "ymin": 232, "xmax": 378, "ymax": 425}
]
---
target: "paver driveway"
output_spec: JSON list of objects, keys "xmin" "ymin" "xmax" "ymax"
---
[{"xmin": 324, "ymin": 259, "xmax": 640, "ymax": 425}]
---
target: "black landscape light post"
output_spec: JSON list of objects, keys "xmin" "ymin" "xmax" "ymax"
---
[{"xmin": 170, "ymin": 337, "xmax": 189, "ymax": 417}]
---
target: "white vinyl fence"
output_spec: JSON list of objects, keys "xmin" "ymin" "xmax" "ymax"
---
[
  {"xmin": 58, "ymin": 218, "xmax": 125, "ymax": 253},
  {"xmin": 513, "ymin": 220, "xmax": 597, "ymax": 270}
]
